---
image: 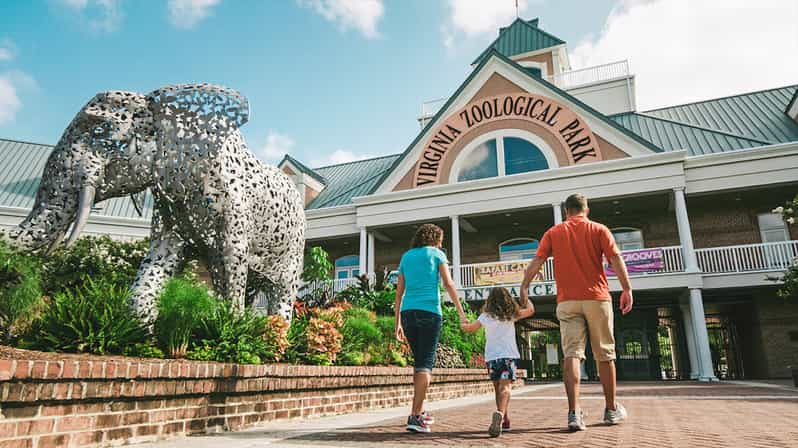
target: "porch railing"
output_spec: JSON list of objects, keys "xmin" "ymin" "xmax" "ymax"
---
[
  {"xmin": 546, "ymin": 60, "xmax": 630, "ymax": 89},
  {"xmin": 696, "ymin": 241, "xmax": 798, "ymax": 274}
]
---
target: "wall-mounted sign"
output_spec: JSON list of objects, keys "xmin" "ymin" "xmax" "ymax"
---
[
  {"xmin": 461, "ymin": 282, "xmax": 556, "ymax": 301},
  {"xmin": 414, "ymin": 93, "xmax": 603, "ymax": 187},
  {"xmin": 473, "ymin": 261, "xmax": 545, "ymax": 286},
  {"xmin": 605, "ymin": 248, "xmax": 665, "ymax": 276}
]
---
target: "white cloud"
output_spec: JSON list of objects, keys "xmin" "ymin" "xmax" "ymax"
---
[
  {"xmin": 446, "ymin": 0, "xmax": 535, "ymax": 36},
  {"xmin": 0, "ymin": 76, "xmax": 22, "ymax": 125},
  {"xmin": 297, "ymin": 0, "xmax": 384, "ymax": 39},
  {"xmin": 312, "ymin": 149, "xmax": 372, "ymax": 167},
  {"xmin": 0, "ymin": 71, "xmax": 38, "ymax": 125},
  {"xmin": 57, "ymin": 0, "xmax": 123, "ymax": 33},
  {"xmin": 256, "ymin": 131, "xmax": 295, "ymax": 164},
  {"xmin": 0, "ymin": 39, "xmax": 16, "ymax": 62},
  {"xmin": 168, "ymin": 0, "xmax": 221, "ymax": 29},
  {"xmin": 570, "ymin": 0, "xmax": 798, "ymax": 110}
]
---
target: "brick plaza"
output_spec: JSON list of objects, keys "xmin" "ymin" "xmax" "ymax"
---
[{"xmin": 155, "ymin": 381, "xmax": 798, "ymax": 448}]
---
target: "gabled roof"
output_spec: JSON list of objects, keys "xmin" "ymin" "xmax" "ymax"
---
[
  {"xmin": 472, "ymin": 18, "xmax": 565, "ymax": 65},
  {"xmin": 0, "ymin": 138, "xmax": 153, "ymax": 221},
  {"xmin": 371, "ymin": 49, "xmax": 664, "ymax": 197},
  {"xmin": 278, "ymin": 154, "xmax": 327, "ymax": 185},
  {"xmin": 307, "ymin": 154, "xmax": 400, "ymax": 210},
  {"xmin": 644, "ymin": 85, "xmax": 798, "ymax": 144},
  {"xmin": 610, "ymin": 112, "xmax": 772, "ymax": 156}
]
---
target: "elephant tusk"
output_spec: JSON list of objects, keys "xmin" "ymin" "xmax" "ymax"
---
[
  {"xmin": 65, "ymin": 185, "xmax": 96, "ymax": 247},
  {"xmin": 45, "ymin": 230, "xmax": 66, "ymax": 255}
]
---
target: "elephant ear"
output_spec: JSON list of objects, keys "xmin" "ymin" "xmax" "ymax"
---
[{"xmin": 146, "ymin": 84, "xmax": 250, "ymax": 130}]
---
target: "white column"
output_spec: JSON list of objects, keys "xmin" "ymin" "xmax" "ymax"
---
[
  {"xmin": 358, "ymin": 227, "xmax": 367, "ymax": 276},
  {"xmin": 451, "ymin": 216, "xmax": 462, "ymax": 287},
  {"xmin": 673, "ymin": 187, "xmax": 698, "ymax": 272},
  {"xmin": 689, "ymin": 288, "xmax": 717, "ymax": 381},
  {"xmin": 680, "ymin": 303, "xmax": 699, "ymax": 379},
  {"xmin": 552, "ymin": 203, "xmax": 563, "ymax": 225},
  {"xmin": 367, "ymin": 232, "xmax": 375, "ymax": 275}
]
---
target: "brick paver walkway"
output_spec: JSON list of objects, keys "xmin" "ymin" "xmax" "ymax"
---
[{"xmin": 282, "ymin": 381, "xmax": 798, "ymax": 448}]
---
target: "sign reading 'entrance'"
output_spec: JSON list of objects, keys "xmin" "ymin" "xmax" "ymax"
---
[
  {"xmin": 461, "ymin": 283, "xmax": 556, "ymax": 301},
  {"xmin": 414, "ymin": 93, "xmax": 603, "ymax": 187}
]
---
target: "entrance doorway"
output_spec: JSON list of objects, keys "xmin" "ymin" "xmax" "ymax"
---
[{"xmin": 706, "ymin": 315, "xmax": 745, "ymax": 379}]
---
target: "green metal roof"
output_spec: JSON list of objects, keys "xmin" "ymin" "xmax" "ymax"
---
[
  {"xmin": 279, "ymin": 154, "xmax": 327, "ymax": 185},
  {"xmin": 644, "ymin": 85, "xmax": 798, "ymax": 144},
  {"xmin": 0, "ymin": 138, "xmax": 153, "ymax": 221},
  {"xmin": 610, "ymin": 113, "xmax": 771, "ymax": 156},
  {"xmin": 307, "ymin": 154, "xmax": 400, "ymax": 210},
  {"xmin": 472, "ymin": 18, "xmax": 564, "ymax": 65}
]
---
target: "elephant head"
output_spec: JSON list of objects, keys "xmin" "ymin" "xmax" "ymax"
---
[{"xmin": 8, "ymin": 84, "xmax": 250, "ymax": 253}]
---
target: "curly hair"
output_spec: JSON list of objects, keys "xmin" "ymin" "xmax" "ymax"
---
[
  {"xmin": 410, "ymin": 223, "xmax": 444, "ymax": 249},
  {"xmin": 482, "ymin": 287, "xmax": 519, "ymax": 321}
]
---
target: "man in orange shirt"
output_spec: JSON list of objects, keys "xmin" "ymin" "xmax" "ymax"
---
[{"xmin": 520, "ymin": 193, "xmax": 633, "ymax": 431}]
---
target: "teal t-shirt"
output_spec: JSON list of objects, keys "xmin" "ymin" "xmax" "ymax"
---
[{"xmin": 399, "ymin": 246, "xmax": 448, "ymax": 315}]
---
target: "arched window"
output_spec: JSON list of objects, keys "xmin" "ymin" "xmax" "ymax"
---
[
  {"xmin": 452, "ymin": 130, "xmax": 557, "ymax": 183},
  {"xmin": 499, "ymin": 238, "xmax": 539, "ymax": 261},
  {"xmin": 611, "ymin": 227, "xmax": 644, "ymax": 251},
  {"xmin": 334, "ymin": 255, "xmax": 360, "ymax": 279}
]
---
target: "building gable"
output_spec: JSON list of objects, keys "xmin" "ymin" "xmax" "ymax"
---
[{"xmin": 375, "ymin": 51, "xmax": 661, "ymax": 193}]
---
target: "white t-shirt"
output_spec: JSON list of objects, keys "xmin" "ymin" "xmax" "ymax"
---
[{"xmin": 478, "ymin": 313, "xmax": 520, "ymax": 361}]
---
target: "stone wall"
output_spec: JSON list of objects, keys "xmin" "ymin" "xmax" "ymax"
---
[
  {"xmin": 0, "ymin": 356, "xmax": 517, "ymax": 448},
  {"xmin": 752, "ymin": 291, "xmax": 798, "ymax": 378}
]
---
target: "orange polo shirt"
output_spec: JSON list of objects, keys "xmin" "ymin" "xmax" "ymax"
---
[{"xmin": 535, "ymin": 215, "xmax": 621, "ymax": 303}]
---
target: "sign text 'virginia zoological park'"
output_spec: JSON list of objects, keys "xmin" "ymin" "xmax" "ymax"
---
[{"xmin": 413, "ymin": 93, "xmax": 603, "ymax": 187}]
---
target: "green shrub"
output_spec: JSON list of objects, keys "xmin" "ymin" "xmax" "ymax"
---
[
  {"xmin": 187, "ymin": 301, "xmax": 283, "ymax": 364},
  {"xmin": 155, "ymin": 277, "xmax": 216, "ymax": 358},
  {"xmin": 0, "ymin": 241, "xmax": 45, "ymax": 343},
  {"xmin": 439, "ymin": 304, "xmax": 485, "ymax": 364},
  {"xmin": 23, "ymin": 277, "xmax": 147, "ymax": 355},
  {"xmin": 124, "ymin": 342, "xmax": 166, "ymax": 359},
  {"xmin": 41, "ymin": 236, "xmax": 148, "ymax": 296},
  {"xmin": 338, "ymin": 307, "xmax": 382, "ymax": 365}
]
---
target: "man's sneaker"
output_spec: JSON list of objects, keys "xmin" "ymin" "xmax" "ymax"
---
[
  {"xmin": 488, "ymin": 411, "xmax": 503, "ymax": 437},
  {"xmin": 604, "ymin": 403, "xmax": 628, "ymax": 425},
  {"xmin": 568, "ymin": 409, "xmax": 587, "ymax": 431},
  {"xmin": 502, "ymin": 415, "xmax": 511, "ymax": 432},
  {"xmin": 421, "ymin": 410, "xmax": 435, "ymax": 424},
  {"xmin": 406, "ymin": 414, "xmax": 431, "ymax": 433}
]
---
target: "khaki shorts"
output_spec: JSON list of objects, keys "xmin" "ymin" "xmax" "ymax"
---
[{"xmin": 556, "ymin": 300, "xmax": 616, "ymax": 362}]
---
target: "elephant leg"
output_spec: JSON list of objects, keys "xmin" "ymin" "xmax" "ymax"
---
[
  {"xmin": 208, "ymin": 227, "xmax": 250, "ymax": 312},
  {"xmin": 261, "ymin": 253, "xmax": 302, "ymax": 323},
  {"xmin": 130, "ymin": 230, "xmax": 185, "ymax": 323}
]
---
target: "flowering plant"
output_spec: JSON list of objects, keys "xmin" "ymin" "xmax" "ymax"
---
[{"xmin": 772, "ymin": 195, "xmax": 798, "ymax": 225}]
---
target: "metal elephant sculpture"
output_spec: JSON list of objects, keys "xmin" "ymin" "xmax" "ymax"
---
[{"xmin": 7, "ymin": 84, "xmax": 305, "ymax": 323}]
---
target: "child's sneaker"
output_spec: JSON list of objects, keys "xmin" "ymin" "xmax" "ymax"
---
[
  {"xmin": 568, "ymin": 409, "xmax": 586, "ymax": 431},
  {"xmin": 421, "ymin": 410, "xmax": 435, "ymax": 424},
  {"xmin": 406, "ymin": 415, "xmax": 430, "ymax": 433},
  {"xmin": 502, "ymin": 415, "xmax": 511, "ymax": 432},
  {"xmin": 488, "ymin": 411, "xmax": 503, "ymax": 437}
]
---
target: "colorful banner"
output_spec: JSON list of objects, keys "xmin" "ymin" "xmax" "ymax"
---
[
  {"xmin": 605, "ymin": 248, "xmax": 664, "ymax": 276},
  {"xmin": 474, "ymin": 261, "xmax": 544, "ymax": 286}
]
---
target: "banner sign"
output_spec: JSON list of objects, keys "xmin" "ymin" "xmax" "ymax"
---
[
  {"xmin": 473, "ymin": 261, "xmax": 543, "ymax": 286},
  {"xmin": 605, "ymin": 248, "xmax": 664, "ymax": 276},
  {"xmin": 461, "ymin": 283, "xmax": 556, "ymax": 302}
]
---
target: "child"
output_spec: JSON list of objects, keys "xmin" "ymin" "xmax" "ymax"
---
[{"xmin": 461, "ymin": 287, "xmax": 535, "ymax": 437}]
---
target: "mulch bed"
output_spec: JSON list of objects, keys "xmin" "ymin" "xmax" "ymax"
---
[{"xmin": 0, "ymin": 345, "xmax": 183, "ymax": 364}]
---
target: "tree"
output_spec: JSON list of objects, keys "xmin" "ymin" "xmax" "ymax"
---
[{"xmin": 771, "ymin": 195, "xmax": 798, "ymax": 300}]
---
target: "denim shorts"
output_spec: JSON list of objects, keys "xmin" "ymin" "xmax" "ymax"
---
[
  {"xmin": 486, "ymin": 358, "xmax": 518, "ymax": 381},
  {"xmin": 401, "ymin": 309, "xmax": 442, "ymax": 372}
]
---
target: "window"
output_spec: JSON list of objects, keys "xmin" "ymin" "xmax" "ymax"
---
[
  {"xmin": 334, "ymin": 255, "xmax": 360, "ymax": 279},
  {"xmin": 499, "ymin": 238, "xmax": 539, "ymax": 261},
  {"xmin": 454, "ymin": 131, "xmax": 554, "ymax": 183},
  {"xmin": 612, "ymin": 228, "xmax": 644, "ymax": 251},
  {"xmin": 758, "ymin": 213, "xmax": 788, "ymax": 243}
]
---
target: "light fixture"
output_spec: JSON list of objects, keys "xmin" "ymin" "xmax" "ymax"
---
[
  {"xmin": 615, "ymin": 210, "xmax": 621, "ymax": 215},
  {"xmin": 612, "ymin": 200, "xmax": 620, "ymax": 205},
  {"xmin": 505, "ymin": 213, "xmax": 512, "ymax": 217},
  {"xmin": 513, "ymin": 222, "xmax": 520, "ymax": 226}
]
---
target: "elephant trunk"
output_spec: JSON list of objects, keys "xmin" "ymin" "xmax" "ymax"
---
[{"xmin": 65, "ymin": 184, "xmax": 96, "ymax": 247}]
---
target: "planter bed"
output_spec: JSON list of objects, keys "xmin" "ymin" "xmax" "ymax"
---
[{"xmin": 0, "ymin": 347, "xmax": 520, "ymax": 448}]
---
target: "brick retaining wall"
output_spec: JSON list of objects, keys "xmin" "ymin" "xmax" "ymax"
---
[{"xmin": 0, "ymin": 356, "xmax": 519, "ymax": 448}]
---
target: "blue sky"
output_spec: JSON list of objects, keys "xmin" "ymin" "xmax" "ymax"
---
[{"xmin": 1, "ymin": 1, "xmax": 796, "ymax": 167}]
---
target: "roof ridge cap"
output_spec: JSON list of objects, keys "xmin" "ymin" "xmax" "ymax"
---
[
  {"xmin": 643, "ymin": 84, "xmax": 798, "ymax": 113},
  {"xmin": 313, "ymin": 153, "xmax": 399, "ymax": 170},
  {"xmin": 518, "ymin": 18, "xmax": 565, "ymax": 44},
  {"xmin": 0, "ymin": 137, "xmax": 55, "ymax": 148},
  {"xmin": 633, "ymin": 112, "xmax": 775, "ymax": 145}
]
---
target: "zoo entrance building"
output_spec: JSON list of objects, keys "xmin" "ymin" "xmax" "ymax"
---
[{"xmin": 2, "ymin": 18, "xmax": 798, "ymax": 382}]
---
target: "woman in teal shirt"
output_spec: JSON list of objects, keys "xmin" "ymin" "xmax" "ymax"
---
[{"xmin": 394, "ymin": 223, "xmax": 467, "ymax": 433}]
